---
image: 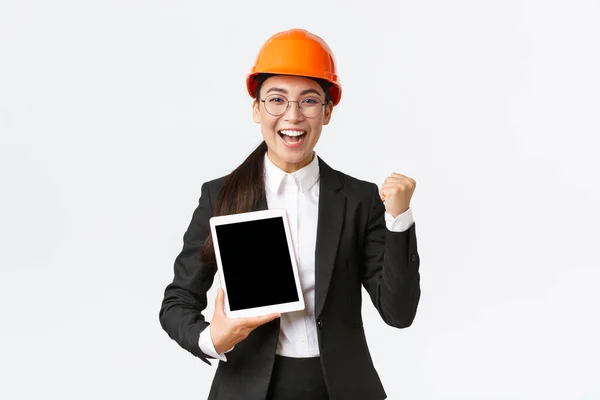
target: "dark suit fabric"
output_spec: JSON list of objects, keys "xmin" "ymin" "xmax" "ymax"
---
[
  {"xmin": 159, "ymin": 157, "xmax": 421, "ymax": 400},
  {"xmin": 266, "ymin": 355, "xmax": 328, "ymax": 399}
]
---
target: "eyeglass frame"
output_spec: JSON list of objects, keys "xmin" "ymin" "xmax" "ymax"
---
[{"xmin": 259, "ymin": 94, "xmax": 329, "ymax": 119}]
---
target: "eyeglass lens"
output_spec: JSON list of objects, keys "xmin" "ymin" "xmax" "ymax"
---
[{"xmin": 264, "ymin": 94, "xmax": 323, "ymax": 118}]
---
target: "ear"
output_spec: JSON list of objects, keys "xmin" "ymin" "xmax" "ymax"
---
[
  {"xmin": 252, "ymin": 100, "xmax": 261, "ymax": 124},
  {"xmin": 322, "ymin": 101, "xmax": 334, "ymax": 126}
]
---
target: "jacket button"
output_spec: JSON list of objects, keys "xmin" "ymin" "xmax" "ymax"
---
[
  {"xmin": 317, "ymin": 320, "xmax": 322, "ymax": 328},
  {"xmin": 411, "ymin": 254, "xmax": 417, "ymax": 262}
]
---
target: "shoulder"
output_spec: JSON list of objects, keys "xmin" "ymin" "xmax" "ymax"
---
[
  {"xmin": 319, "ymin": 157, "xmax": 378, "ymax": 201},
  {"xmin": 198, "ymin": 175, "xmax": 228, "ymax": 204},
  {"xmin": 337, "ymin": 170, "xmax": 378, "ymax": 198},
  {"xmin": 202, "ymin": 175, "xmax": 228, "ymax": 191}
]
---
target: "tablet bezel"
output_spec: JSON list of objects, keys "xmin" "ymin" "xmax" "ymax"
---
[{"xmin": 209, "ymin": 208, "xmax": 305, "ymax": 318}]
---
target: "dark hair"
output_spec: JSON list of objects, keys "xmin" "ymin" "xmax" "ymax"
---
[{"xmin": 199, "ymin": 73, "xmax": 332, "ymax": 266}]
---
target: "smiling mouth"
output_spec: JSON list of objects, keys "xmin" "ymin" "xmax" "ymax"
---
[{"xmin": 278, "ymin": 129, "xmax": 307, "ymax": 144}]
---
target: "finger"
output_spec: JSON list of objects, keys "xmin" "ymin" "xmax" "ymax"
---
[
  {"xmin": 391, "ymin": 176, "xmax": 416, "ymax": 187},
  {"xmin": 390, "ymin": 172, "xmax": 411, "ymax": 179},
  {"xmin": 381, "ymin": 182, "xmax": 415, "ymax": 190},
  {"xmin": 380, "ymin": 185, "xmax": 402, "ymax": 194},
  {"xmin": 253, "ymin": 313, "xmax": 281, "ymax": 326},
  {"xmin": 214, "ymin": 288, "xmax": 225, "ymax": 316},
  {"xmin": 383, "ymin": 177, "xmax": 412, "ymax": 185},
  {"xmin": 241, "ymin": 313, "xmax": 280, "ymax": 328},
  {"xmin": 252, "ymin": 313, "xmax": 281, "ymax": 327}
]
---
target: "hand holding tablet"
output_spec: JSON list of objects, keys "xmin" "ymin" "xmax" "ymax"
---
[
  {"xmin": 209, "ymin": 288, "xmax": 280, "ymax": 354},
  {"xmin": 208, "ymin": 208, "xmax": 305, "ymax": 354}
]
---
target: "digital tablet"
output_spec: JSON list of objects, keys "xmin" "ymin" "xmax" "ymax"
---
[{"xmin": 209, "ymin": 208, "xmax": 305, "ymax": 318}]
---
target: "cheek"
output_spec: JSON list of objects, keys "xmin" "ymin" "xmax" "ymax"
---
[
  {"xmin": 259, "ymin": 115, "xmax": 279, "ymax": 136},
  {"xmin": 309, "ymin": 122, "xmax": 324, "ymax": 137},
  {"xmin": 261, "ymin": 114, "xmax": 280, "ymax": 130}
]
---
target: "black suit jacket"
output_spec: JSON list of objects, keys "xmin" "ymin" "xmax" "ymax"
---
[{"xmin": 159, "ymin": 157, "xmax": 421, "ymax": 400}]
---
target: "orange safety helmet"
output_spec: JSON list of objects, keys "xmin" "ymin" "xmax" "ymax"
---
[{"xmin": 246, "ymin": 29, "xmax": 342, "ymax": 106}]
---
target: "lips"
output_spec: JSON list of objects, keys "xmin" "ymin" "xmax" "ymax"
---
[{"xmin": 278, "ymin": 129, "xmax": 307, "ymax": 148}]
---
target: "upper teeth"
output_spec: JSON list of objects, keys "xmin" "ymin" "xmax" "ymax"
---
[{"xmin": 280, "ymin": 130, "xmax": 306, "ymax": 137}]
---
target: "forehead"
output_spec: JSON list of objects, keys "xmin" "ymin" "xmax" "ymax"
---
[{"xmin": 261, "ymin": 75, "xmax": 324, "ymax": 96}]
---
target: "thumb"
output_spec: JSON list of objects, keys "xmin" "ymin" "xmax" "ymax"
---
[{"xmin": 214, "ymin": 287, "xmax": 225, "ymax": 316}]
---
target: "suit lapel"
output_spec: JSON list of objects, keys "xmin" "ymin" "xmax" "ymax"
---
[{"xmin": 314, "ymin": 157, "xmax": 345, "ymax": 319}]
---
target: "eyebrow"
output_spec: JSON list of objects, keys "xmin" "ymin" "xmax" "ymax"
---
[{"xmin": 265, "ymin": 87, "xmax": 324, "ymax": 97}]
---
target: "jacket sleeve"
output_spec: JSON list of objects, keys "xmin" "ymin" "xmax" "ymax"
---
[
  {"xmin": 360, "ymin": 183, "xmax": 421, "ymax": 328},
  {"xmin": 159, "ymin": 182, "xmax": 217, "ymax": 365}
]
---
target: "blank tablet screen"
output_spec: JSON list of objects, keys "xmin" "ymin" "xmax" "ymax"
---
[{"xmin": 214, "ymin": 216, "xmax": 300, "ymax": 311}]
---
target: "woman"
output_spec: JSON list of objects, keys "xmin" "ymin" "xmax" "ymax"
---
[{"xmin": 159, "ymin": 29, "xmax": 421, "ymax": 400}]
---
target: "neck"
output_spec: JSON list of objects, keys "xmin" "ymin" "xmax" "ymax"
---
[{"xmin": 267, "ymin": 151, "xmax": 314, "ymax": 173}]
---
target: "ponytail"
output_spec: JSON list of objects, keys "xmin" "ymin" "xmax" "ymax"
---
[{"xmin": 199, "ymin": 141, "xmax": 268, "ymax": 266}]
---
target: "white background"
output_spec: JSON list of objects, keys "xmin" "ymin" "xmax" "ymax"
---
[{"xmin": 1, "ymin": 1, "xmax": 599, "ymax": 399}]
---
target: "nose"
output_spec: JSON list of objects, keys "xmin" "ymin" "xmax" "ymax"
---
[{"xmin": 283, "ymin": 101, "xmax": 304, "ymax": 122}]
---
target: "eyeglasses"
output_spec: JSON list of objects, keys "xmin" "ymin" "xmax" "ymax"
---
[{"xmin": 260, "ymin": 94, "xmax": 327, "ymax": 119}]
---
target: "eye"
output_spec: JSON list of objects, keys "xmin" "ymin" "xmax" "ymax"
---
[
  {"xmin": 301, "ymin": 97, "xmax": 320, "ymax": 105},
  {"xmin": 268, "ymin": 96, "xmax": 286, "ymax": 103}
]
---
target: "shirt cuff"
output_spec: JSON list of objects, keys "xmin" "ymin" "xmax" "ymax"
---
[
  {"xmin": 385, "ymin": 208, "xmax": 414, "ymax": 232},
  {"xmin": 198, "ymin": 327, "xmax": 228, "ymax": 362}
]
